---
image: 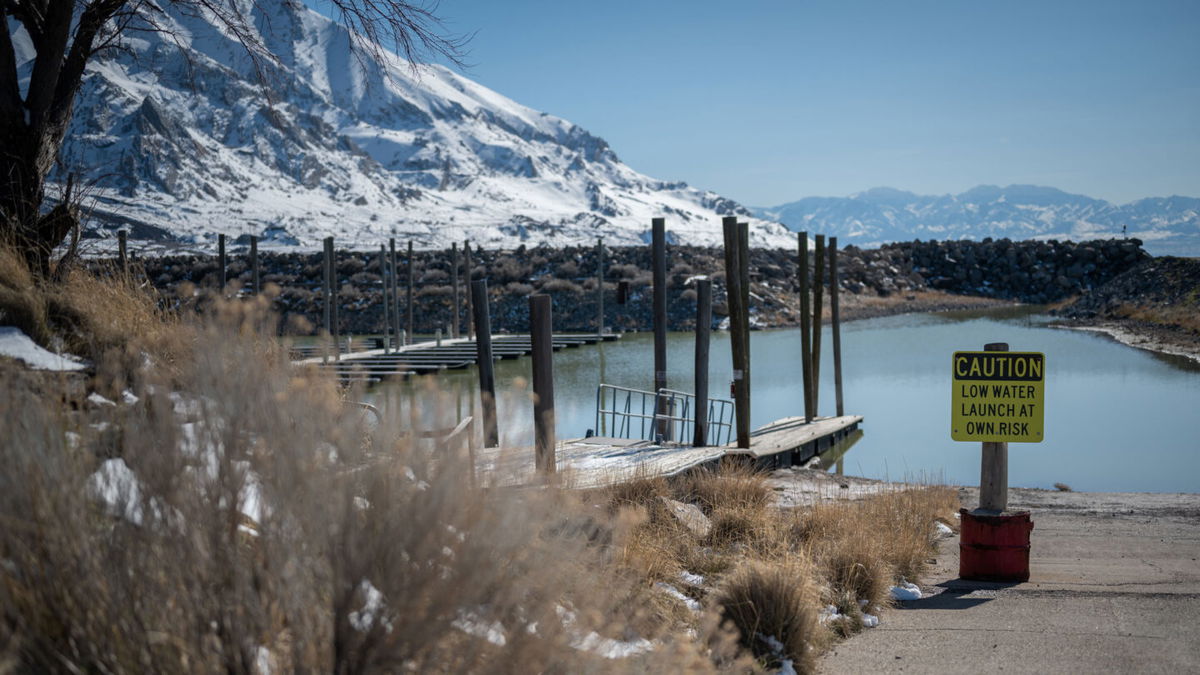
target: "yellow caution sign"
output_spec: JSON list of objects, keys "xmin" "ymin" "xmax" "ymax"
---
[{"xmin": 951, "ymin": 351, "xmax": 1045, "ymax": 443}]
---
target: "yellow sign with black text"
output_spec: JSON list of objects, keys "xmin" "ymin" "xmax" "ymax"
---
[{"xmin": 951, "ymin": 351, "xmax": 1045, "ymax": 442}]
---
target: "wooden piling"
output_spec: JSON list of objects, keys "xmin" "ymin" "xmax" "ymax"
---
[
  {"xmin": 218, "ymin": 233, "xmax": 227, "ymax": 292},
  {"xmin": 693, "ymin": 279, "xmax": 712, "ymax": 447},
  {"xmin": 389, "ymin": 239, "xmax": 400, "ymax": 348},
  {"xmin": 652, "ymin": 217, "xmax": 669, "ymax": 440},
  {"xmin": 379, "ymin": 244, "xmax": 390, "ymax": 354},
  {"xmin": 722, "ymin": 216, "xmax": 750, "ymax": 449},
  {"xmin": 451, "ymin": 243, "xmax": 460, "ymax": 339},
  {"xmin": 830, "ymin": 237, "xmax": 844, "ymax": 417},
  {"xmin": 980, "ymin": 342, "xmax": 1010, "ymax": 511},
  {"xmin": 530, "ymin": 294, "xmax": 556, "ymax": 474},
  {"xmin": 464, "ymin": 241, "xmax": 474, "ymax": 340},
  {"xmin": 799, "ymin": 232, "xmax": 813, "ymax": 422},
  {"xmin": 737, "ymin": 221, "xmax": 751, "ymax": 428},
  {"xmin": 250, "ymin": 235, "xmax": 260, "ymax": 295},
  {"xmin": 596, "ymin": 237, "xmax": 605, "ymax": 336},
  {"xmin": 117, "ymin": 230, "xmax": 128, "ymax": 277},
  {"xmin": 331, "ymin": 238, "xmax": 340, "ymax": 360},
  {"xmin": 406, "ymin": 240, "xmax": 414, "ymax": 345},
  {"xmin": 812, "ymin": 234, "xmax": 825, "ymax": 415},
  {"xmin": 323, "ymin": 236, "xmax": 332, "ymax": 362},
  {"xmin": 471, "ymin": 280, "xmax": 499, "ymax": 447}
]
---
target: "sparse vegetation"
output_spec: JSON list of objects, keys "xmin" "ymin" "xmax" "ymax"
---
[{"xmin": 1, "ymin": 248, "xmax": 963, "ymax": 673}]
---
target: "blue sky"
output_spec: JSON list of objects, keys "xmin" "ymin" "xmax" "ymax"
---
[{"xmin": 367, "ymin": 1, "xmax": 1198, "ymax": 206}]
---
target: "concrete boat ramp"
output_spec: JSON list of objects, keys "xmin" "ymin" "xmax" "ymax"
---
[{"xmin": 476, "ymin": 414, "xmax": 864, "ymax": 489}]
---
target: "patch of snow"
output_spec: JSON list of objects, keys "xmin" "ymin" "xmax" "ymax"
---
[
  {"xmin": 679, "ymin": 570, "xmax": 705, "ymax": 586},
  {"xmin": 88, "ymin": 392, "xmax": 117, "ymax": 407},
  {"xmin": 934, "ymin": 521, "xmax": 954, "ymax": 537},
  {"xmin": 349, "ymin": 579, "xmax": 392, "ymax": 632},
  {"xmin": 87, "ymin": 458, "xmax": 145, "ymax": 524},
  {"xmin": 861, "ymin": 613, "xmax": 879, "ymax": 628},
  {"xmin": 556, "ymin": 604, "xmax": 655, "ymax": 659},
  {"xmin": 452, "ymin": 609, "xmax": 507, "ymax": 646},
  {"xmin": 818, "ymin": 604, "xmax": 841, "ymax": 625},
  {"xmin": 891, "ymin": 581, "xmax": 922, "ymax": 601},
  {"xmin": 255, "ymin": 645, "xmax": 273, "ymax": 674},
  {"xmin": 0, "ymin": 327, "xmax": 86, "ymax": 371},
  {"xmin": 655, "ymin": 582, "xmax": 701, "ymax": 612}
]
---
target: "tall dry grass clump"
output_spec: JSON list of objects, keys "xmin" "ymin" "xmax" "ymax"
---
[
  {"xmin": 0, "ymin": 243, "xmax": 173, "ymax": 377},
  {"xmin": 714, "ymin": 558, "xmax": 823, "ymax": 673},
  {"xmin": 0, "ymin": 296, "xmax": 732, "ymax": 673}
]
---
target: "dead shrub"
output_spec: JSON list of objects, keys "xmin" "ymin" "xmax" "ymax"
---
[
  {"xmin": 676, "ymin": 461, "xmax": 772, "ymax": 516},
  {"xmin": 715, "ymin": 558, "xmax": 823, "ymax": 673}
]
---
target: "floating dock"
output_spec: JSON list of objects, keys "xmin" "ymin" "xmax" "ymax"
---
[
  {"xmin": 293, "ymin": 333, "xmax": 620, "ymax": 382},
  {"xmin": 475, "ymin": 414, "xmax": 863, "ymax": 489}
]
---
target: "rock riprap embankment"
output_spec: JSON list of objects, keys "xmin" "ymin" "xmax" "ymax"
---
[{"xmin": 111, "ymin": 238, "xmax": 1149, "ymax": 334}]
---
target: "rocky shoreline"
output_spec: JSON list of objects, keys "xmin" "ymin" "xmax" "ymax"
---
[{"xmin": 106, "ymin": 237, "xmax": 1152, "ymax": 337}]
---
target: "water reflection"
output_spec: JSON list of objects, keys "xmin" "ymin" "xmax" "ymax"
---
[{"xmin": 367, "ymin": 308, "xmax": 1200, "ymax": 493}]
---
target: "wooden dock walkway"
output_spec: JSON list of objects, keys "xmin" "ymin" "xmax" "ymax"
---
[
  {"xmin": 475, "ymin": 414, "xmax": 863, "ymax": 489},
  {"xmin": 294, "ymin": 333, "xmax": 620, "ymax": 382}
]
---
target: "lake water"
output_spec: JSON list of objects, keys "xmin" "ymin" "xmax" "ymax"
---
[{"xmin": 374, "ymin": 307, "xmax": 1200, "ymax": 493}]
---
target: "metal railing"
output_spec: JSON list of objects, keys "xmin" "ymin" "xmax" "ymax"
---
[{"xmin": 595, "ymin": 384, "xmax": 734, "ymax": 446}]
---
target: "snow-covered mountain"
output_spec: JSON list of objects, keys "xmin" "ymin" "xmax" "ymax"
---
[
  {"xmin": 23, "ymin": 2, "xmax": 794, "ymax": 251},
  {"xmin": 755, "ymin": 186, "xmax": 1200, "ymax": 256}
]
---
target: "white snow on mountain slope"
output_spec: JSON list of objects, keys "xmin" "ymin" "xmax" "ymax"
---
[
  {"xmin": 25, "ymin": 2, "xmax": 792, "ymax": 252},
  {"xmin": 755, "ymin": 186, "xmax": 1200, "ymax": 256}
]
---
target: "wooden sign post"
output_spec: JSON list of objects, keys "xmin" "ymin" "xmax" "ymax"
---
[{"xmin": 952, "ymin": 341, "xmax": 1044, "ymax": 581}]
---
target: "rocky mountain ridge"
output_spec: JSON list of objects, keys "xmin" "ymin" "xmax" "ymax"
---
[
  {"xmin": 16, "ymin": 3, "xmax": 793, "ymax": 252},
  {"xmin": 755, "ymin": 185, "xmax": 1199, "ymax": 256}
]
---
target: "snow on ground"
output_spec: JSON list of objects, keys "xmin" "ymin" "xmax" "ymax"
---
[
  {"xmin": 891, "ymin": 580, "xmax": 922, "ymax": 601},
  {"xmin": 655, "ymin": 582, "xmax": 702, "ymax": 613},
  {"xmin": 0, "ymin": 327, "xmax": 86, "ymax": 371}
]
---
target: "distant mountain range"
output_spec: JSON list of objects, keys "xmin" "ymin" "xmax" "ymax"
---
[
  {"xmin": 18, "ymin": 2, "xmax": 793, "ymax": 252},
  {"xmin": 754, "ymin": 186, "xmax": 1200, "ymax": 256}
]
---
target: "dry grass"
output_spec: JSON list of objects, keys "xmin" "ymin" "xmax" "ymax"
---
[
  {"xmin": 714, "ymin": 559, "xmax": 823, "ymax": 673},
  {"xmin": 595, "ymin": 462, "xmax": 958, "ymax": 672},
  {"xmin": 0, "ymin": 256, "xmax": 962, "ymax": 673},
  {"xmin": 0, "ymin": 244, "xmax": 174, "ymax": 374},
  {"xmin": 1114, "ymin": 302, "xmax": 1200, "ymax": 334}
]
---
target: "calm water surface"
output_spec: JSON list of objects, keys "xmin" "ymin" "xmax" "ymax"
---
[{"xmin": 375, "ymin": 307, "xmax": 1200, "ymax": 493}]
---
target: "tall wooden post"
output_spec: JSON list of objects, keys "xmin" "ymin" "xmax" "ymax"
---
[
  {"xmin": 652, "ymin": 218, "xmax": 669, "ymax": 440},
  {"xmin": 451, "ymin": 243, "xmax": 460, "ymax": 339},
  {"xmin": 980, "ymin": 342, "xmax": 1010, "ymax": 512},
  {"xmin": 722, "ymin": 216, "xmax": 750, "ymax": 449},
  {"xmin": 406, "ymin": 240, "xmax": 414, "ymax": 345},
  {"xmin": 250, "ymin": 235, "xmax": 260, "ymax": 295},
  {"xmin": 729, "ymin": 222, "xmax": 748, "ymax": 425},
  {"xmin": 471, "ymin": 280, "xmax": 499, "ymax": 447},
  {"xmin": 117, "ymin": 230, "xmax": 128, "ymax": 277},
  {"xmin": 323, "ymin": 237, "xmax": 332, "ymax": 362},
  {"xmin": 530, "ymin": 294, "xmax": 556, "ymax": 473},
  {"xmin": 389, "ymin": 239, "xmax": 400, "ymax": 348},
  {"xmin": 811, "ymin": 234, "xmax": 825, "ymax": 415},
  {"xmin": 379, "ymin": 244, "xmax": 390, "ymax": 354},
  {"xmin": 693, "ymin": 279, "xmax": 712, "ymax": 447},
  {"xmin": 596, "ymin": 237, "xmax": 605, "ymax": 336},
  {"xmin": 218, "ymin": 233, "xmax": 227, "ymax": 291},
  {"xmin": 799, "ymin": 233, "xmax": 813, "ymax": 422},
  {"xmin": 330, "ymin": 238, "xmax": 340, "ymax": 360},
  {"xmin": 464, "ymin": 241, "xmax": 474, "ymax": 340},
  {"xmin": 830, "ymin": 237, "xmax": 844, "ymax": 417}
]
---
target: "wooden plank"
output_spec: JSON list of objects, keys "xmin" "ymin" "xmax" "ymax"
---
[{"xmin": 727, "ymin": 415, "xmax": 863, "ymax": 459}]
